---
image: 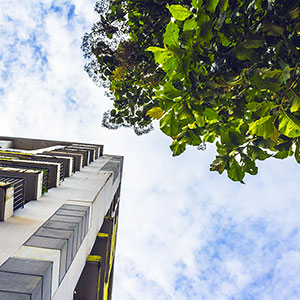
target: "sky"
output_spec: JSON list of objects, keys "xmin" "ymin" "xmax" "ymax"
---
[{"xmin": 1, "ymin": 1, "xmax": 300, "ymax": 299}]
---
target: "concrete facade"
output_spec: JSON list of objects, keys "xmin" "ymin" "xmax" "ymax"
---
[{"xmin": 0, "ymin": 137, "xmax": 122, "ymax": 300}]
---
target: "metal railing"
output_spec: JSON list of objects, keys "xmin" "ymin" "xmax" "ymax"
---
[
  {"xmin": 0, "ymin": 163, "xmax": 49, "ymax": 192},
  {"xmin": 0, "ymin": 176, "xmax": 25, "ymax": 210},
  {"xmin": 33, "ymin": 158, "xmax": 65, "ymax": 182},
  {"xmin": 52, "ymin": 150, "xmax": 76, "ymax": 172},
  {"xmin": 42, "ymin": 152, "xmax": 75, "ymax": 174}
]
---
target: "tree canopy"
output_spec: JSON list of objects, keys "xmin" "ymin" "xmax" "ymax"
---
[{"xmin": 82, "ymin": 0, "xmax": 300, "ymax": 182}]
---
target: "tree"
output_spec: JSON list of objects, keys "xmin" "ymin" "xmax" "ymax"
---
[
  {"xmin": 82, "ymin": 0, "xmax": 183, "ymax": 134},
  {"xmin": 82, "ymin": 0, "xmax": 300, "ymax": 182}
]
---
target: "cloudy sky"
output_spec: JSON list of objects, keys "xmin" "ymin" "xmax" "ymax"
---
[{"xmin": 1, "ymin": 1, "xmax": 300, "ymax": 299}]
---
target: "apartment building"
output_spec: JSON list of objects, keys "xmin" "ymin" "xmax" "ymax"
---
[{"xmin": 0, "ymin": 136, "xmax": 122, "ymax": 300}]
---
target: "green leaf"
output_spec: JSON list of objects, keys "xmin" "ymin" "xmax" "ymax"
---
[
  {"xmin": 160, "ymin": 110, "xmax": 181, "ymax": 137},
  {"xmin": 247, "ymin": 146, "xmax": 271, "ymax": 160},
  {"xmin": 274, "ymin": 140, "xmax": 292, "ymax": 152},
  {"xmin": 295, "ymin": 144, "xmax": 300, "ymax": 163},
  {"xmin": 164, "ymin": 22, "xmax": 179, "ymax": 47},
  {"xmin": 146, "ymin": 107, "xmax": 164, "ymax": 119},
  {"xmin": 210, "ymin": 157, "xmax": 226, "ymax": 174},
  {"xmin": 183, "ymin": 18, "xmax": 197, "ymax": 32},
  {"xmin": 170, "ymin": 140, "xmax": 186, "ymax": 156},
  {"xmin": 259, "ymin": 68, "xmax": 282, "ymax": 80},
  {"xmin": 274, "ymin": 151, "xmax": 289, "ymax": 159},
  {"xmin": 239, "ymin": 123, "xmax": 249, "ymax": 135},
  {"xmin": 130, "ymin": 31, "xmax": 138, "ymax": 42},
  {"xmin": 207, "ymin": 0, "xmax": 220, "ymax": 13},
  {"xmin": 288, "ymin": 7, "xmax": 300, "ymax": 19},
  {"xmin": 162, "ymin": 56, "xmax": 179, "ymax": 79},
  {"xmin": 254, "ymin": 138, "xmax": 276, "ymax": 150},
  {"xmin": 290, "ymin": 90, "xmax": 300, "ymax": 113},
  {"xmin": 227, "ymin": 158, "xmax": 245, "ymax": 182},
  {"xmin": 193, "ymin": 111, "xmax": 205, "ymax": 127},
  {"xmin": 204, "ymin": 131, "xmax": 217, "ymax": 142},
  {"xmin": 220, "ymin": 128, "xmax": 230, "ymax": 144},
  {"xmin": 251, "ymin": 72, "xmax": 281, "ymax": 91},
  {"xmin": 146, "ymin": 46, "xmax": 167, "ymax": 53},
  {"xmin": 246, "ymin": 101, "xmax": 261, "ymax": 112},
  {"xmin": 262, "ymin": 22, "xmax": 284, "ymax": 36},
  {"xmin": 197, "ymin": 11, "xmax": 210, "ymax": 25},
  {"xmin": 254, "ymin": 66, "xmax": 288, "ymax": 89},
  {"xmin": 186, "ymin": 129, "xmax": 202, "ymax": 145},
  {"xmin": 234, "ymin": 44, "xmax": 256, "ymax": 61},
  {"xmin": 200, "ymin": 21, "xmax": 213, "ymax": 44},
  {"xmin": 219, "ymin": 33, "xmax": 231, "ymax": 46},
  {"xmin": 203, "ymin": 108, "xmax": 221, "ymax": 123},
  {"xmin": 226, "ymin": 76, "xmax": 243, "ymax": 86},
  {"xmin": 248, "ymin": 116, "xmax": 275, "ymax": 139},
  {"xmin": 246, "ymin": 101, "xmax": 276, "ymax": 117},
  {"xmin": 191, "ymin": 0, "xmax": 203, "ymax": 9},
  {"xmin": 278, "ymin": 110, "xmax": 300, "ymax": 138},
  {"xmin": 163, "ymin": 82, "xmax": 181, "ymax": 99},
  {"xmin": 255, "ymin": 0, "xmax": 262, "ymax": 8},
  {"xmin": 188, "ymin": 122, "xmax": 197, "ymax": 130},
  {"xmin": 167, "ymin": 4, "xmax": 194, "ymax": 21},
  {"xmin": 219, "ymin": 0, "xmax": 229, "ymax": 12},
  {"xmin": 151, "ymin": 49, "xmax": 173, "ymax": 65},
  {"xmin": 269, "ymin": 127, "xmax": 279, "ymax": 143},
  {"xmin": 158, "ymin": 98, "xmax": 174, "ymax": 111},
  {"xmin": 243, "ymin": 39, "xmax": 264, "ymax": 49},
  {"xmin": 242, "ymin": 156, "xmax": 258, "ymax": 175},
  {"xmin": 280, "ymin": 64, "xmax": 291, "ymax": 84},
  {"xmin": 178, "ymin": 103, "xmax": 195, "ymax": 124},
  {"xmin": 228, "ymin": 129, "xmax": 242, "ymax": 146},
  {"xmin": 216, "ymin": 142, "xmax": 227, "ymax": 155}
]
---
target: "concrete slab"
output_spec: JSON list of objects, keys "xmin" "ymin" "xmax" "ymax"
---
[
  {"xmin": 50, "ymin": 215, "xmax": 84, "ymax": 246},
  {"xmin": 62, "ymin": 203, "xmax": 90, "ymax": 212},
  {"xmin": 65, "ymin": 201, "xmax": 92, "ymax": 228},
  {"xmin": 35, "ymin": 227, "xmax": 74, "ymax": 264},
  {"xmin": 0, "ymin": 257, "xmax": 52, "ymax": 300},
  {"xmin": 0, "ymin": 291, "xmax": 30, "ymax": 299},
  {"xmin": 55, "ymin": 208, "xmax": 87, "ymax": 237},
  {"xmin": 42, "ymin": 220, "xmax": 79, "ymax": 255},
  {"xmin": 101, "ymin": 161, "xmax": 120, "ymax": 183},
  {"xmin": 14, "ymin": 246, "xmax": 60, "ymax": 297},
  {"xmin": 0, "ymin": 270, "xmax": 42, "ymax": 300},
  {"xmin": 25, "ymin": 236, "xmax": 67, "ymax": 283}
]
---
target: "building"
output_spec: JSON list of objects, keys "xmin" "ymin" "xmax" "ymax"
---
[{"xmin": 0, "ymin": 136, "xmax": 123, "ymax": 300}]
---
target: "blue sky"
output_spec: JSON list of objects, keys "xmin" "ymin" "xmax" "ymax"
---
[{"xmin": 1, "ymin": 1, "xmax": 300, "ymax": 299}]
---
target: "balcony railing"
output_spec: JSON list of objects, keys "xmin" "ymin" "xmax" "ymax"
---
[
  {"xmin": 0, "ymin": 163, "xmax": 49, "ymax": 193},
  {"xmin": 0, "ymin": 176, "xmax": 25, "ymax": 210}
]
